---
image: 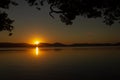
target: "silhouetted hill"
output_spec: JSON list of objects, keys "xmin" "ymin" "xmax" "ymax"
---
[
  {"xmin": 70, "ymin": 43, "xmax": 113, "ymax": 47},
  {"xmin": 0, "ymin": 42, "xmax": 120, "ymax": 48},
  {"xmin": 51, "ymin": 42, "xmax": 66, "ymax": 47},
  {"xmin": 0, "ymin": 43, "xmax": 33, "ymax": 48},
  {"xmin": 39, "ymin": 42, "xmax": 66, "ymax": 47}
]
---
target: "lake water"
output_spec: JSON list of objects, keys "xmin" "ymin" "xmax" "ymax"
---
[{"xmin": 0, "ymin": 47, "xmax": 120, "ymax": 80}]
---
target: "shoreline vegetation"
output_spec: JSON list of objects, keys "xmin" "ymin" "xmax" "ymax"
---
[{"xmin": 0, "ymin": 42, "xmax": 120, "ymax": 48}]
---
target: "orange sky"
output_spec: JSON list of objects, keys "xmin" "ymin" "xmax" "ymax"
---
[{"xmin": 0, "ymin": 0, "xmax": 120, "ymax": 44}]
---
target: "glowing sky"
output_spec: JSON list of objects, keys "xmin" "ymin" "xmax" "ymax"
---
[{"xmin": 0, "ymin": 0, "xmax": 120, "ymax": 44}]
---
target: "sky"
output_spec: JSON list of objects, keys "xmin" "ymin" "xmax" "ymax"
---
[{"xmin": 0, "ymin": 0, "xmax": 120, "ymax": 44}]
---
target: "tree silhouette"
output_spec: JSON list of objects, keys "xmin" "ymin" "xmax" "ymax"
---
[
  {"xmin": 26, "ymin": 0, "xmax": 120, "ymax": 25},
  {"xmin": 0, "ymin": 0, "xmax": 120, "ymax": 33},
  {"xmin": 0, "ymin": 0, "xmax": 17, "ymax": 35}
]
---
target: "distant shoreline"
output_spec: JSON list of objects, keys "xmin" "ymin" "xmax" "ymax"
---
[{"xmin": 0, "ymin": 42, "xmax": 120, "ymax": 48}]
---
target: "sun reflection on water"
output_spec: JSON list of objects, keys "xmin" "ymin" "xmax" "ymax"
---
[{"xmin": 36, "ymin": 47, "xmax": 39, "ymax": 56}]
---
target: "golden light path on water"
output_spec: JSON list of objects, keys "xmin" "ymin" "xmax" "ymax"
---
[
  {"xmin": 31, "ymin": 47, "xmax": 41, "ymax": 56},
  {"xmin": 36, "ymin": 47, "xmax": 39, "ymax": 56}
]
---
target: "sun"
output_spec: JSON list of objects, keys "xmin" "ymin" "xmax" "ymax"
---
[
  {"xmin": 30, "ymin": 38, "xmax": 44, "ymax": 45},
  {"xmin": 34, "ymin": 41, "xmax": 40, "ymax": 45}
]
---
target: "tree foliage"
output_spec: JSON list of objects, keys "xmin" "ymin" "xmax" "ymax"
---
[
  {"xmin": 26, "ymin": 0, "xmax": 120, "ymax": 25},
  {"xmin": 0, "ymin": 12, "xmax": 14, "ymax": 35},
  {"xmin": 0, "ymin": 0, "xmax": 120, "ymax": 33},
  {"xmin": 0, "ymin": 0, "xmax": 17, "ymax": 35}
]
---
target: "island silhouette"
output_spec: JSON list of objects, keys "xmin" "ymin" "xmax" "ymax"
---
[{"xmin": 0, "ymin": 42, "xmax": 120, "ymax": 48}]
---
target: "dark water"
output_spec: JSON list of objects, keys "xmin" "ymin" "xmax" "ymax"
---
[{"xmin": 0, "ymin": 47, "xmax": 120, "ymax": 80}]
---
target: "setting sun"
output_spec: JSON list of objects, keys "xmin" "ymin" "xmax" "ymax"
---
[
  {"xmin": 30, "ymin": 37, "xmax": 45, "ymax": 45},
  {"xmin": 34, "ymin": 41, "xmax": 40, "ymax": 45}
]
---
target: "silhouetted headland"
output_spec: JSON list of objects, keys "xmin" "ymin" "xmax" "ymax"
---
[{"xmin": 0, "ymin": 42, "xmax": 120, "ymax": 48}]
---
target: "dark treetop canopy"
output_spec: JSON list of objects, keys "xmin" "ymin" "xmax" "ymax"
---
[
  {"xmin": 0, "ymin": 0, "xmax": 17, "ymax": 35},
  {"xmin": 0, "ymin": 0, "xmax": 120, "ymax": 33}
]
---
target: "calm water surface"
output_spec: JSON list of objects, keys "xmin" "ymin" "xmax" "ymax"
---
[{"xmin": 0, "ymin": 47, "xmax": 120, "ymax": 80}]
